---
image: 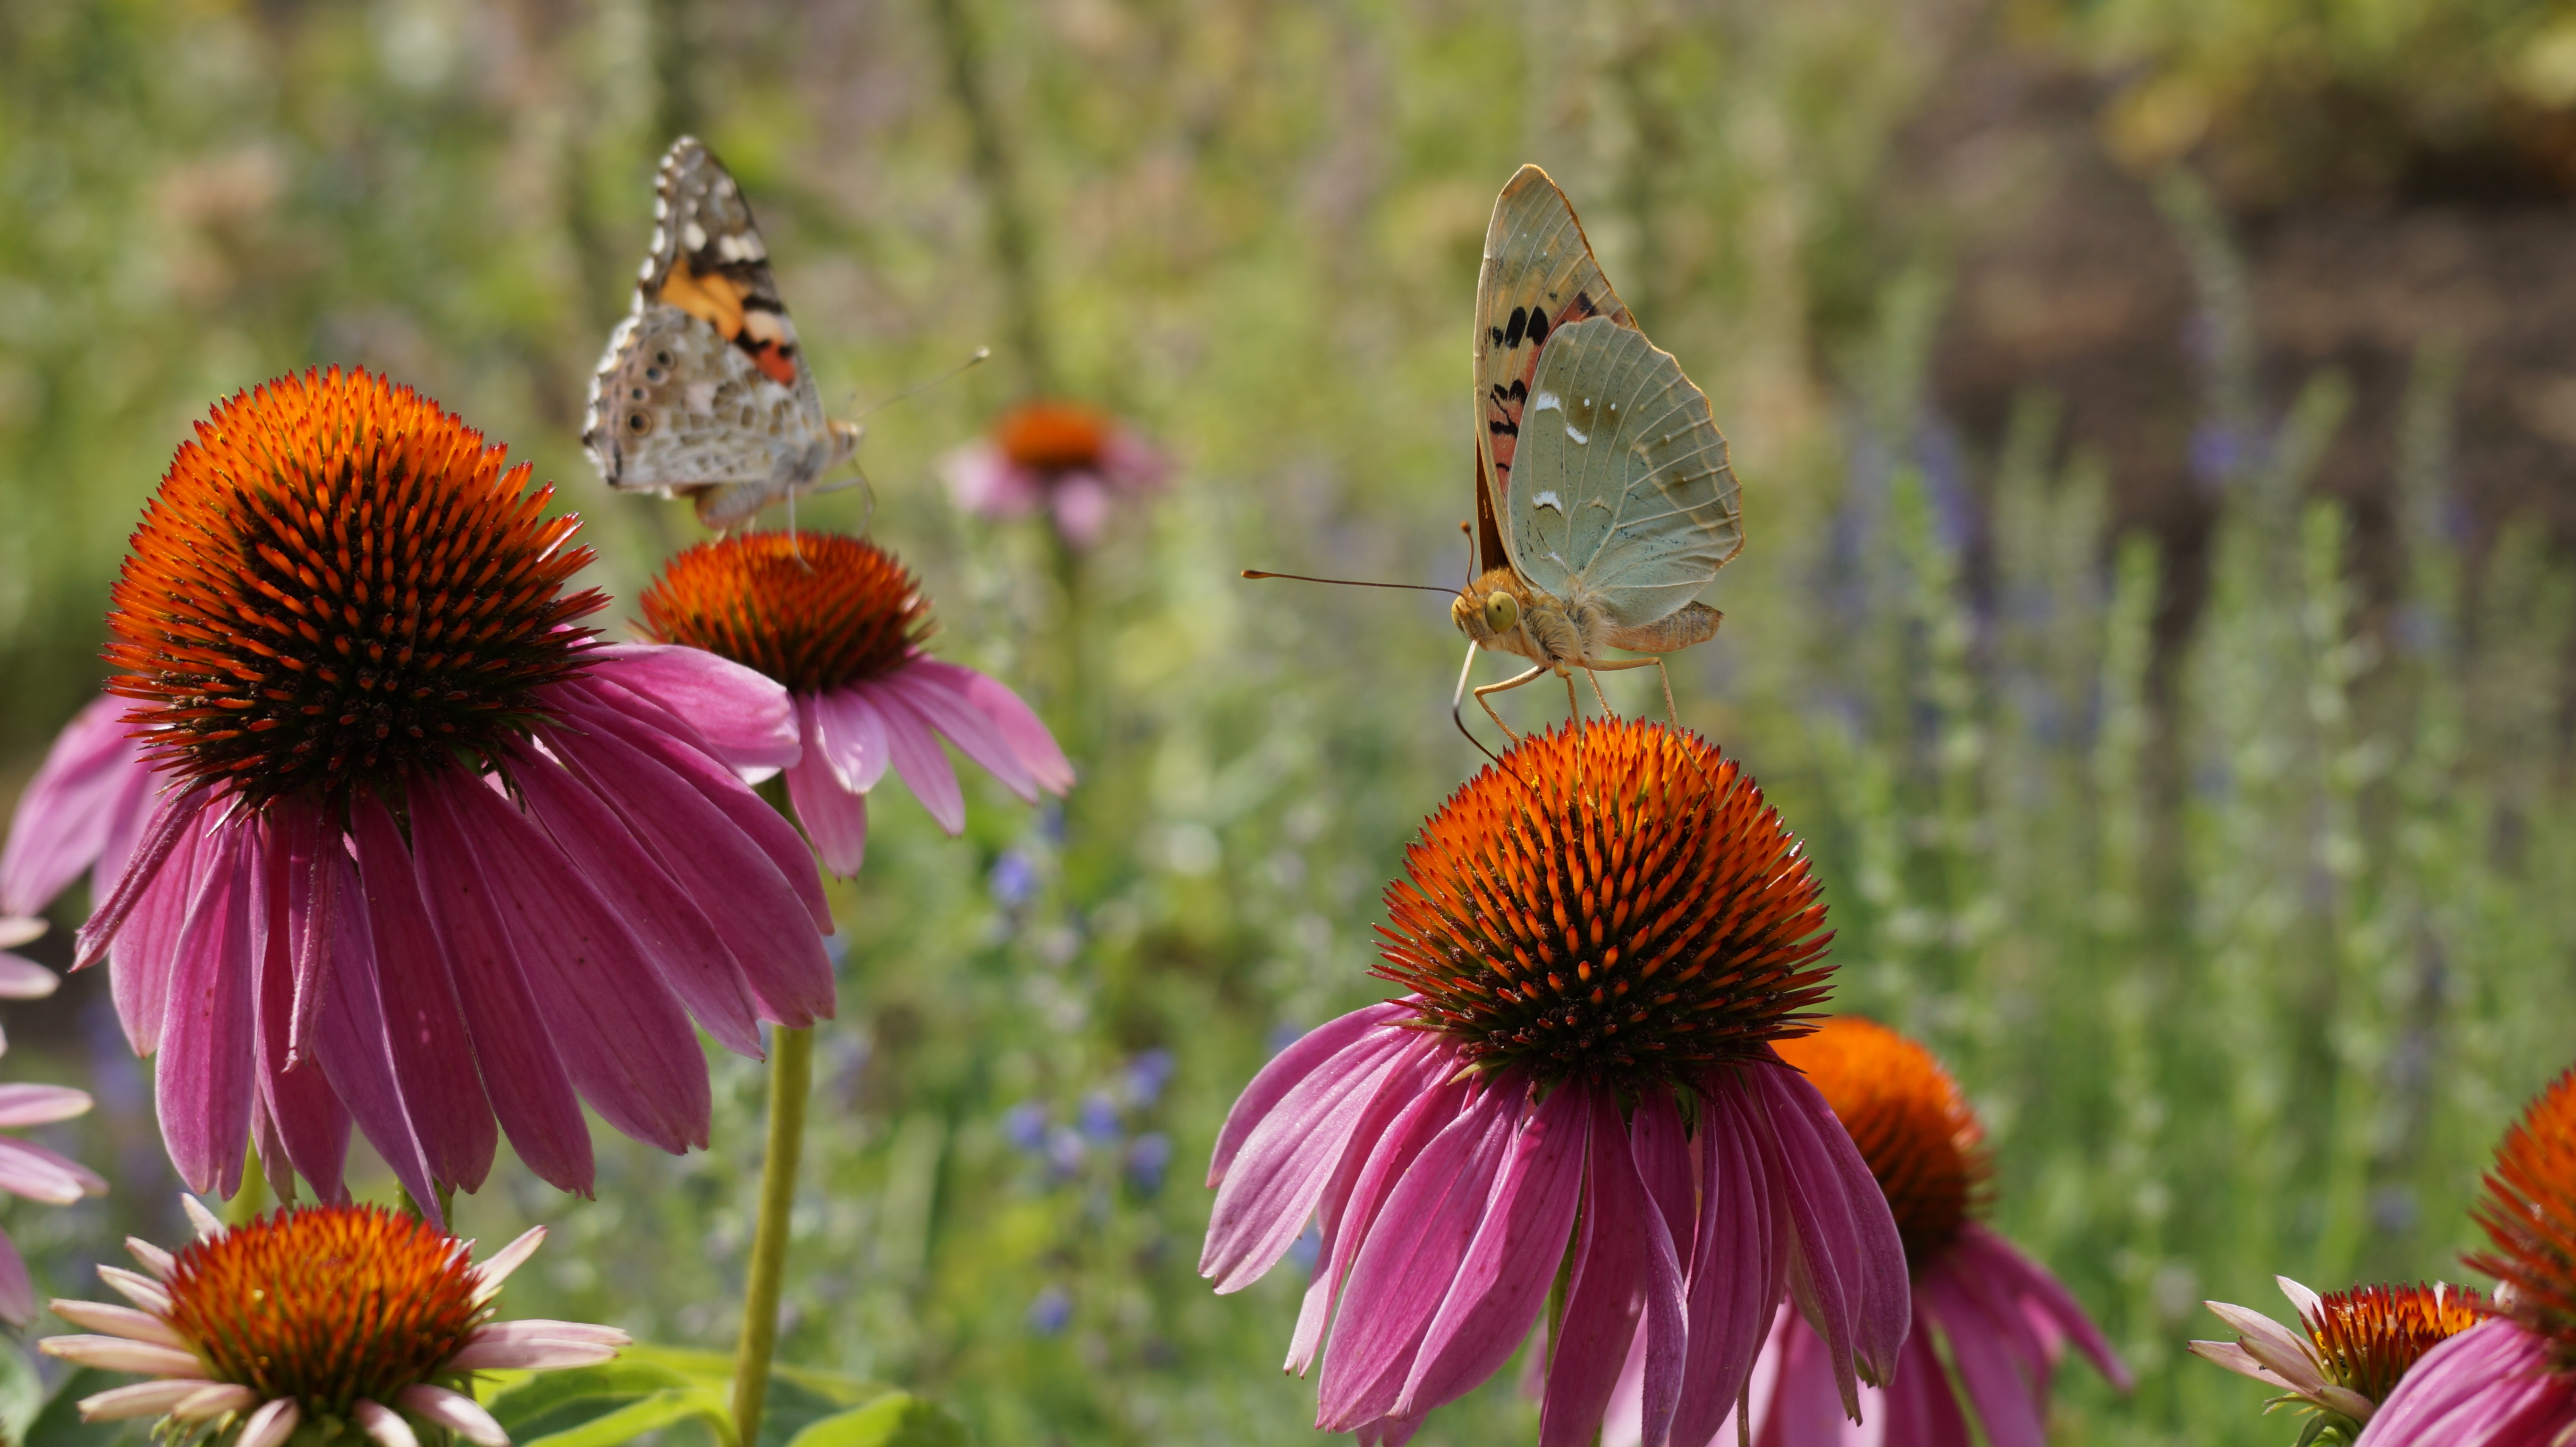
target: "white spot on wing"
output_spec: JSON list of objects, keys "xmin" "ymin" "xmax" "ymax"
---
[
  {"xmin": 1533, "ymin": 390, "xmax": 1562, "ymax": 414},
  {"xmin": 1531, "ymin": 491, "xmax": 1563, "ymax": 513},
  {"xmin": 682, "ymin": 221, "xmax": 708, "ymax": 252}
]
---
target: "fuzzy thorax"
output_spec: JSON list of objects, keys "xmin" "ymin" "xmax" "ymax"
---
[{"xmin": 1452, "ymin": 567, "xmax": 1723, "ymax": 670}]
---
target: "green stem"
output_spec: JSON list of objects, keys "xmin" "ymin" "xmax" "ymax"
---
[
  {"xmin": 925, "ymin": 0, "xmax": 1052, "ymax": 396},
  {"xmin": 731, "ymin": 1025, "xmax": 814, "ymax": 1447},
  {"xmin": 229, "ymin": 1146, "xmax": 267, "ymax": 1226}
]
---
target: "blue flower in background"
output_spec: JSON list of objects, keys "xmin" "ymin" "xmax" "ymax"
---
[
  {"xmin": 1003, "ymin": 1100, "xmax": 1049, "ymax": 1153},
  {"xmin": 1264, "ymin": 1022, "xmax": 1305, "ymax": 1057},
  {"xmin": 1287, "ymin": 1221, "xmax": 1322, "ymax": 1274},
  {"xmin": 1078, "ymin": 1090, "xmax": 1120, "ymax": 1144},
  {"xmin": 1026, "ymin": 1285, "xmax": 1071, "ymax": 1336},
  {"xmin": 990, "ymin": 848, "xmax": 1039, "ymax": 907},
  {"xmin": 1124, "ymin": 1047, "xmax": 1175, "ymax": 1107},
  {"xmin": 1126, "ymin": 1132, "xmax": 1171, "ymax": 1195},
  {"xmin": 1045, "ymin": 1124, "xmax": 1087, "ymax": 1178}
]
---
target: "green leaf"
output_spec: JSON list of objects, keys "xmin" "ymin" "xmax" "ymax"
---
[
  {"xmin": 23, "ymin": 1368, "xmax": 145, "ymax": 1447},
  {"xmin": 484, "ymin": 1361, "xmax": 712, "ymax": 1447},
  {"xmin": 780, "ymin": 1396, "xmax": 968, "ymax": 1447},
  {"xmin": 517, "ymin": 1387, "xmax": 731, "ymax": 1447}
]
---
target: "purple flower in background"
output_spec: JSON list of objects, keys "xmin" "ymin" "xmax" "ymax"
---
[
  {"xmin": 0, "ymin": 692, "xmax": 155, "ymax": 938},
  {"xmin": 1126, "ymin": 1133, "xmax": 1172, "ymax": 1195},
  {"xmin": 1003, "ymin": 1101, "xmax": 1050, "ymax": 1154},
  {"xmin": 1026, "ymin": 1285, "xmax": 1072, "ymax": 1336},
  {"xmin": 1125, "ymin": 1048, "xmax": 1176, "ymax": 1108},
  {"xmin": 0, "ymin": 1015, "xmax": 103, "ymax": 1324}
]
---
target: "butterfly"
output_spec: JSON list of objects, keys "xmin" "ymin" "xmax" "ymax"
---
[
  {"xmin": 584, "ymin": 136, "xmax": 860, "ymax": 530},
  {"xmin": 1448, "ymin": 164, "xmax": 1743, "ymax": 736}
]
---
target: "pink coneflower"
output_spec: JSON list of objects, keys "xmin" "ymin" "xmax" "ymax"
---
[
  {"xmin": 1201, "ymin": 719, "xmax": 1908, "ymax": 1447},
  {"xmin": 0, "ymin": 691, "xmax": 155, "ymax": 939},
  {"xmin": 636, "ymin": 530, "xmax": 1071, "ymax": 876},
  {"xmin": 42, "ymin": 1201, "xmax": 623, "ymax": 1446},
  {"xmin": 1644, "ymin": 1016, "xmax": 2126, "ymax": 1446},
  {"xmin": 2192, "ymin": 1277, "xmax": 2485, "ymax": 1436},
  {"xmin": 2357, "ymin": 1065, "xmax": 2576, "ymax": 1445},
  {"xmin": 0, "ymin": 1024, "xmax": 104, "ymax": 1325},
  {"xmin": 74, "ymin": 366, "xmax": 837, "ymax": 1211},
  {"xmin": 941, "ymin": 399, "xmax": 1168, "ymax": 548}
]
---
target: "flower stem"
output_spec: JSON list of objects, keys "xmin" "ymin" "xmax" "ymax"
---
[
  {"xmin": 731, "ymin": 1023, "xmax": 814, "ymax": 1447},
  {"xmin": 229, "ymin": 1145, "xmax": 267, "ymax": 1226}
]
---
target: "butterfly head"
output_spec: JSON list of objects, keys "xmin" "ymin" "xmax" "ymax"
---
[{"xmin": 1454, "ymin": 568, "xmax": 1531, "ymax": 650}]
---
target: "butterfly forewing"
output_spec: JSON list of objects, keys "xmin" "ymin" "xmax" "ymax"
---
[
  {"xmin": 1507, "ymin": 317, "xmax": 1740, "ymax": 628},
  {"xmin": 1472, "ymin": 164, "xmax": 1636, "ymax": 574}
]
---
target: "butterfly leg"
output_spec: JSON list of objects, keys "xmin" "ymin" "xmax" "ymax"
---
[
  {"xmin": 1578, "ymin": 655, "xmax": 1680, "ymax": 724},
  {"xmin": 1470, "ymin": 664, "xmax": 1551, "ymax": 743}
]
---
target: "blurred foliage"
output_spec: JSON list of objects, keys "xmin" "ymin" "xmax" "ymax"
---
[{"xmin": 2, "ymin": 2, "xmax": 2575, "ymax": 1447}]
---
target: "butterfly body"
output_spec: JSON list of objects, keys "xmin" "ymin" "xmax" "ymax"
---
[
  {"xmin": 1450, "ymin": 166, "xmax": 1741, "ymax": 733},
  {"xmin": 585, "ymin": 137, "xmax": 859, "ymax": 529}
]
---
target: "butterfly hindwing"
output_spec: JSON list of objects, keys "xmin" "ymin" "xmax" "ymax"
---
[{"xmin": 1506, "ymin": 316, "xmax": 1740, "ymax": 628}]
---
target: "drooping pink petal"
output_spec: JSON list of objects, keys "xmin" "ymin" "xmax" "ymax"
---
[
  {"xmin": 155, "ymin": 822, "xmax": 257, "ymax": 1196},
  {"xmin": 89, "ymin": 746, "xmax": 159, "ymax": 908},
  {"xmin": 1202, "ymin": 1029, "xmax": 1419, "ymax": 1292},
  {"xmin": 1286, "ymin": 1038, "xmax": 1457, "ymax": 1374},
  {"xmin": 907, "ymin": 660, "xmax": 1073, "ymax": 795},
  {"xmin": 1210, "ymin": 1002, "xmax": 1412, "ymax": 1187},
  {"xmin": 0, "ymin": 1084, "xmax": 92, "ymax": 1128},
  {"xmin": 810, "ymin": 688, "xmax": 892, "ymax": 795},
  {"xmin": 0, "ymin": 1136, "xmax": 107, "ymax": 1203},
  {"xmin": 2355, "ymin": 1319, "xmax": 2576, "ymax": 1447},
  {"xmin": 1396, "ymin": 1078, "xmax": 1588, "ymax": 1418},
  {"xmin": 74, "ymin": 783, "xmax": 209, "ymax": 970},
  {"xmin": 586, "ymin": 643, "xmax": 799, "ymax": 771},
  {"xmin": 512, "ymin": 746, "xmax": 762, "ymax": 1055},
  {"xmin": 1749, "ymin": 1056, "xmax": 1911, "ymax": 1410},
  {"xmin": 109, "ymin": 806, "xmax": 211, "ymax": 1055},
  {"xmin": 1542, "ymin": 1088, "xmax": 1686, "ymax": 1447},
  {"xmin": 786, "ymin": 700, "xmax": 871, "ymax": 877},
  {"xmin": 1922, "ymin": 1266, "xmax": 2043, "ymax": 1447},
  {"xmin": 1951, "ymin": 1224, "xmax": 2130, "ymax": 1389},
  {"xmin": 1746, "ymin": 1305, "xmax": 1866, "ymax": 1447},
  {"xmin": 254, "ymin": 806, "xmax": 350, "ymax": 1201},
  {"xmin": 405, "ymin": 776, "xmax": 593, "ymax": 1193},
  {"xmin": 307, "ymin": 843, "xmax": 439, "ymax": 1218},
  {"xmin": 541, "ymin": 711, "xmax": 834, "ymax": 1025},
  {"xmin": 0, "ymin": 1227, "xmax": 27, "ymax": 1325},
  {"xmin": 348, "ymin": 796, "xmax": 497, "ymax": 1192},
  {"xmin": 861, "ymin": 680, "xmax": 965, "ymax": 833},
  {"xmin": 881, "ymin": 664, "xmax": 1037, "ymax": 801},
  {"xmin": 1317, "ymin": 1084, "xmax": 1524, "ymax": 1432},
  {"xmin": 1669, "ymin": 1072, "xmax": 1786, "ymax": 1447},
  {"xmin": 0, "ymin": 694, "xmax": 142, "ymax": 917},
  {"xmin": 429, "ymin": 770, "xmax": 710, "ymax": 1155}
]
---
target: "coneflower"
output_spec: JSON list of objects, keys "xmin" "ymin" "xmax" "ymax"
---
[
  {"xmin": 1201, "ymin": 719, "xmax": 1907, "ymax": 1447},
  {"xmin": 941, "ymin": 399, "xmax": 1168, "ymax": 548},
  {"xmin": 2193, "ymin": 1277, "xmax": 2486, "ymax": 1436},
  {"xmin": 75, "ymin": 366, "xmax": 836, "ymax": 1207}
]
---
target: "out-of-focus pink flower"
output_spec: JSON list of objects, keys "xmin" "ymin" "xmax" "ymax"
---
[
  {"xmin": 1610, "ymin": 1016, "xmax": 2125, "ymax": 1447},
  {"xmin": 0, "ymin": 1029, "xmax": 103, "ymax": 1325},
  {"xmin": 75, "ymin": 366, "xmax": 836, "ymax": 1210},
  {"xmin": 43, "ymin": 1202, "xmax": 623, "ymax": 1445},
  {"xmin": 942, "ymin": 399, "xmax": 1168, "ymax": 548},
  {"xmin": 1200, "ymin": 720, "xmax": 1907, "ymax": 1447},
  {"xmin": 0, "ymin": 692, "xmax": 156, "ymax": 944},
  {"xmin": 637, "ymin": 530, "xmax": 1071, "ymax": 876},
  {"xmin": 2356, "ymin": 1064, "xmax": 2576, "ymax": 1445},
  {"xmin": 2191, "ymin": 1277, "xmax": 2484, "ymax": 1435}
]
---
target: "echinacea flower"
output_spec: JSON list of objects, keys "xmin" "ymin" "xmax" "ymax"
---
[
  {"xmin": 2358, "ymin": 1064, "xmax": 2576, "ymax": 1445},
  {"xmin": 75, "ymin": 366, "xmax": 837, "ymax": 1210},
  {"xmin": 636, "ymin": 530, "xmax": 1071, "ymax": 875},
  {"xmin": 0, "ymin": 1027, "xmax": 104, "ymax": 1325},
  {"xmin": 42, "ymin": 1200, "xmax": 624, "ymax": 1447},
  {"xmin": 1201, "ymin": 719, "xmax": 1908, "ymax": 1447},
  {"xmin": 1646, "ymin": 1016, "xmax": 2127, "ymax": 1446},
  {"xmin": 941, "ymin": 399, "xmax": 1168, "ymax": 548},
  {"xmin": 2191, "ymin": 1277, "xmax": 2485, "ymax": 1440},
  {"xmin": 0, "ymin": 690, "xmax": 155, "ymax": 939}
]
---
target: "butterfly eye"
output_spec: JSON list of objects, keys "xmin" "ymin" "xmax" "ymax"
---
[
  {"xmin": 653, "ymin": 350, "xmax": 675, "ymax": 367},
  {"xmin": 1484, "ymin": 591, "xmax": 1519, "ymax": 634},
  {"xmin": 626, "ymin": 411, "xmax": 654, "ymax": 436}
]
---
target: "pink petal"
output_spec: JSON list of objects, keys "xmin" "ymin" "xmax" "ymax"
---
[
  {"xmin": 1049, "ymin": 476, "xmax": 1111, "ymax": 548},
  {"xmin": 110, "ymin": 808, "xmax": 212, "ymax": 1055},
  {"xmin": 349, "ymin": 796, "xmax": 498, "ymax": 1193},
  {"xmin": 881, "ymin": 665, "xmax": 1037, "ymax": 802},
  {"xmin": 1101, "ymin": 426, "xmax": 1172, "ymax": 493},
  {"xmin": 1542, "ymin": 1088, "xmax": 1686, "ymax": 1447},
  {"xmin": 2355, "ymin": 1319, "xmax": 2576, "ymax": 1447},
  {"xmin": 1953, "ymin": 1223, "xmax": 2130, "ymax": 1390},
  {"xmin": 238, "ymin": 1396, "xmax": 300, "ymax": 1447},
  {"xmin": 1669, "ymin": 1072, "xmax": 1787, "ymax": 1447},
  {"xmin": 354, "ymin": 1399, "xmax": 419, "ymax": 1447},
  {"xmin": 0, "ymin": 1228, "xmax": 28, "ymax": 1325},
  {"xmin": 1396, "ymin": 1078, "xmax": 1588, "ymax": 1417},
  {"xmin": 512, "ymin": 747, "xmax": 762, "ymax": 1055},
  {"xmin": 398, "ymin": 1386, "xmax": 507, "ymax": 1447},
  {"xmin": 943, "ymin": 443, "xmax": 1042, "ymax": 515},
  {"xmin": 430, "ymin": 772, "xmax": 710, "ymax": 1155},
  {"xmin": 1749, "ymin": 1308, "xmax": 1865, "ymax": 1447},
  {"xmin": 0, "ymin": 694, "xmax": 143, "ymax": 917},
  {"xmin": 49, "ymin": 1301, "xmax": 186, "ymax": 1348},
  {"xmin": 862, "ymin": 681, "xmax": 965, "ymax": 833},
  {"xmin": 587, "ymin": 643, "xmax": 799, "ymax": 770},
  {"xmin": 405, "ymin": 777, "xmax": 593, "ymax": 1193},
  {"xmin": 1878, "ymin": 1321, "xmax": 1973, "ymax": 1447},
  {"xmin": 154, "ymin": 823, "xmax": 257, "ymax": 1196},
  {"xmin": 74, "ymin": 783, "xmax": 209, "ymax": 970},
  {"xmin": 1750, "ymin": 1056, "xmax": 1911, "ymax": 1408},
  {"xmin": 911, "ymin": 660, "xmax": 1074, "ymax": 796},
  {"xmin": 1317, "ymin": 1084, "xmax": 1523, "ymax": 1431},
  {"xmin": 253, "ymin": 809, "xmax": 350, "ymax": 1201},
  {"xmin": 786, "ymin": 700, "xmax": 871, "ymax": 877},
  {"xmin": 0, "ymin": 1084, "xmax": 91, "ymax": 1128},
  {"xmin": 39, "ymin": 1335, "xmax": 204, "ymax": 1375},
  {"xmin": 172, "ymin": 1385, "xmax": 259, "ymax": 1422},
  {"xmin": 1202, "ymin": 1028, "xmax": 1418, "ymax": 1292},
  {"xmin": 1924, "ymin": 1266, "xmax": 2044, "ymax": 1447},
  {"xmin": 1209, "ymin": 1002, "xmax": 1411, "ymax": 1187},
  {"xmin": 75, "ymin": 1380, "xmax": 222, "ymax": 1422},
  {"xmin": 1287, "ymin": 1040, "xmax": 1459, "ymax": 1376},
  {"xmin": 809, "ymin": 689, "xmax": 891, "ymax": 795},
  {"xmin": 307, "ymin": 845, "xmax": 440, "ymax": 1218},
  {"xmin": 88, "ymin": 757, "xmax": 159, "ymax": 920},
  {"xmin": 449, "ymin": 1318, "xmax": 628, "ymax": 1370},
  {"xmin": 0, "ymin": 953, "xmax": 54, "ymax": 1001},
  {"xmin": 0, "ymin": 1136, "xmax": 106, "ymax": 1203},
  {"xmin": 541, "ymin": 712, "xmax": 835, "ymax": 1026}
]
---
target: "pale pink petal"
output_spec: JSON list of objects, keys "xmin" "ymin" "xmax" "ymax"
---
[
  {"xmin": 809, "ymin": 689, "xmax": 892, "ymax": 795},
  {"xmin": 0, "ymin": 1229, "xmax": 28, "ymax": 1325},
  {"xmin": 1202, "ymin": 1029, "xmax": 1417, "ymax": 1292},
  {"xmin": 39, "ymin": 1334, "xmax": 204, "ymax": 1374},
  {"xmin": 76, "ymin": 1380, "xmax": 225, "ymax": 1421},
  {"xmin": 173, "ymin": 1384, "xmax": 259, "ymax": 1421},
  {"xmin": 350, "ymin": 795, "xmax": 498, "ymax": 1193},
  {"xmin": 125, "ymin": 1237, "xmax": 177, "ymax": 1279},
  {"xmin": 944, "ymin": 443, "xmax": 1044, "ymax": 517},
  {"xmin": 50, "ymin": 1300, "xmax": 186, "ymax": 1347},
  {"xmin": 399, "ymin": 1385, "xmax": 508, "ymax": 1447},
  {"xmin": 1209, "ymin": 1002, "xmax": 1411, "ymax": 1186},
  {"xmin": 473, "ymin": 1226, "xmax": 547, "ymax": 1302},
  {"xmin": 861, "ymin": 681, "xmax": 965, "ymax": 833},
  {"xmin": 355, "ymin": 1398, "xmax": 420, "ymax": 1447},
  {"xmin": 180, "ymin": 1194, "xmax": 223, "ymax": 1241},
  {"xmin": 97, "ymin": 1266, "xmax": 171, "ymax": 1314},
  {"xmin": 1316, "ymin": 1084, "xmax": 1522, "ymax": 1431},
  {"xmin": 155, "ymin": 824, "xmax": 258, "ymax": 1196},
  {"xmin": 238, "ymin": 1396, "xmax": 300, "ymax": 1447},
  {"xmin": 110, "ymin": 807, "xmax": 212, "ymax": 1055},
  {"xmin": 0, "ymin": 694, "xmax": 144, "ymax": 917},
  {"xmin": 0, "ymin": 1137, "xmax": 107, "ymax": 1203},
  {"xmin": 1395, "ymin": 1079, "xmax": 1588, "ymax": 1417},
  {"xmin": 1287, "ymin": 1042, "xmax": 1462, "ymax": 1376},
  {"xmin": 1049, "ymin": 476, "xmax": 1111, "ymax": 548},
  {"xmin": 0, "ymin": 1084, "xmax": 91, "ymax": 1127},
  {"xmin": 1542, "ymin": 1088, "xmax": 1686, "ymax": 1447},
  {"xmin": 2186, "ymin": 1338, "xmax": 2294, "ymax": 1389},
  {"xmin": 307, "ymin": 844, "xmax": 440, "ymax": 1217},
  {"xmin": 881, "ymin": 665, "xmax": 1036, "ymax": 802},
  {"xmin": 0, "ymin": 953, "xmax": 56, "ymax": 1000},
  {"xmin": 2203, "ymin": 1299, "xmax": 2329, "ymax": 1394},
  {"xmin": 1101, "ymin": 426, "xmax": 1172, "ymax": 494},
  {"xmin": 1751, "ymin": 1057, "xmax": 1910, "ymax": 1408},
  {"xmin": 0, "ymin": 918, "xmax": 39, "ymax": 950},
  {"xmin": 449, "ymin": 1318, "xmax": 629, "ymax": 1370},
  {"xmin": 908, "ymin": 660, "xmax": 1074, "ymax": 796},
  {"xmin": 1669, "ymin": 1073, "xmax": 1786, "ymax": 1447},
  {"xmin": 588, "ymin": 643, "xmax": 799, "ymax": 771},
  {"xmin": 786, "ymin": 703, "xmax": 870, "ymax": 877}
]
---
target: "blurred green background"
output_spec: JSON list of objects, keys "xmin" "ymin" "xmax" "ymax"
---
[{"xmin": 8, "ymin": 0, "xmax": 2576, "ymax": 1442}]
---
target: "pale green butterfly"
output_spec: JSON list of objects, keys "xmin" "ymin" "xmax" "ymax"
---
[{"xmin": 1448, "ymin": 165, "xmax": 1744, "ymax": 737}]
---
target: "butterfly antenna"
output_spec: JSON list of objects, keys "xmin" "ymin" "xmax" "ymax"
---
[
  {"xmin": 1240, "ymin": 571, "xmax": 1456, "ymax": 594},
  {"xmin": 1458, "ymin": 519, "xmax": 1476, "ymax": 590},
  {"xmin": 849, "ymin": 347, "xmax": 991, "ymax": 423}
]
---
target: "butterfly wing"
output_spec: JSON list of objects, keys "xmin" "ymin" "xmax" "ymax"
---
[
  {"xmin": 1472, "ymin": 165, "xmax": 1636, "ymax": 578},
  {"xmin": 1503, "ymin": 315, "xmax": 1740, "ymax": 627},
  {"xmin": 583, "ymin": 137, "xmax": 844, "ymax": 518}
]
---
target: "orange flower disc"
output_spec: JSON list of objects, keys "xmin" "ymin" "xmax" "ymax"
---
[
  {"xmin": 2471, "ymin": 1065, "xmax": 2576, "ymax": 1361},
  {"xmin": 104, "ymin": 368, "xmax": 601, "ymax": 810},
  {"xmin": 637, "ymin": 531, "xmax": 932, "ymax": 694},
  {"xmin": 1375, "ymin": 719, "xmax": 1833, "ymax": 1089},
  {"xmin": 997, "ymin": 400, "xmax": 1111, "ymax": 474},
  {"xmin": 2300, "ymin": 1282, "xmax": 2489, "ymax": 1404},
  {"xmin": 1775, "ymin": 1017, "xmax": 1988, "ymax": 1263},
  {"xmin": 162, "ymin": 1204, "xmax": 485, "ymax": 1413}
]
